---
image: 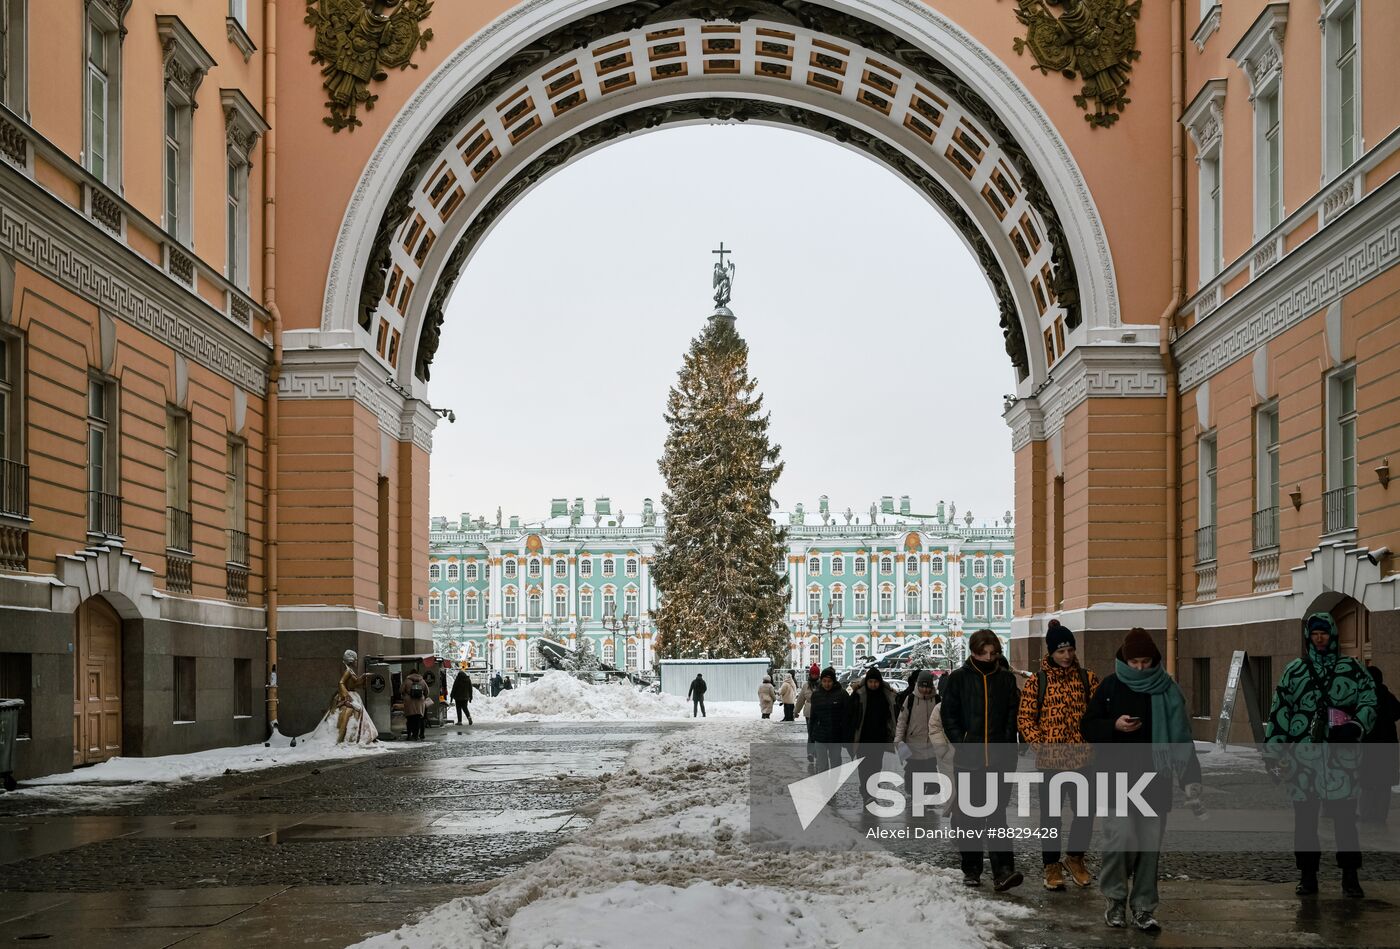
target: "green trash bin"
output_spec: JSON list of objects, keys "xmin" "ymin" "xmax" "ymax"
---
[{"xmin": 0, "ymin": 698, "xmax": 23, "ymax": 791}]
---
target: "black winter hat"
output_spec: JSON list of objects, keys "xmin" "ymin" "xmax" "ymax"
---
[
  {"xmin": 820, "ymin": 666, "xmax": 837, "ymax": 680},
  {"xmin": 864, "ymin": 666, "xmax": 884, "ymax": 682},
  {"xmin": 1046, "ymin": 619, "xmax": 1076, "ymax": 654}
]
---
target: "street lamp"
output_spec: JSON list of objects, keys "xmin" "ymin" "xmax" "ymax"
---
[
  {"xmin": 810, "ymin": 601, "xmax": 843, "ymax": 669},
  {"xmin": 485, "ymin": 617, "xmax": 500, "ymax": 682},
  {"xmin": 600, "ymin": 604, "xmax": 637, "ymax": 673}
]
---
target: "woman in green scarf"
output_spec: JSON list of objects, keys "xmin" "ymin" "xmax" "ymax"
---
[
  {"xmin": 1082, "ymin": 628, "xmax": 1202, "ymax": 934},
  {"xmin": 1264, "ymin": 611, "xmax": 1376, "ymax": 898}
]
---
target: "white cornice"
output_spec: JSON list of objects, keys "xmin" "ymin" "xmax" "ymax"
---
[
  {"xmin": 1175, "ymin": 174, "xmax": 1400, "ymax": 391},
  {"xmin": 1229, "ymin": 3, "xmax": 1288, "ymax": 98},
  {"xmin": 1181, "ymin": 78, "xmax": 1227, "ymax": 158},
  {"xmin": 280, "ymin": 346, "xmax": 436, "ymax": 451},
  {"xmin": 1009, "ymin": 343, "xmax": 1167, "ymax": 444},
  {"xmin": 1192, "ymin": 5, "xmax": 1221, "ymax": 53}
]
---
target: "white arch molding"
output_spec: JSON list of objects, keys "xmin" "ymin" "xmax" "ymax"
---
[{"xmin": 310, "ymin": 0, "xmax": 1121, "ymax": 399}]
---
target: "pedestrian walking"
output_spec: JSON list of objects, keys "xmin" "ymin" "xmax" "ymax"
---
[
  {"xmin": 806, "ymin": 666, "xmax": 848, "ymax": 773},
  {"xmin": 1082, "ymin": 628, "xmax": 1202, "ymax": 933},
  {"xmin": 450, "ymin": 669, "xmax": 474, "ymax": 726},
  {"xmin": 1361, "ymin": 665, "xmax": 1400, "ymax": 824},
  {"xmin": 779, "ymin": 674, "xmax": 797, "ymax": 722},
  {"xmin": 1264, "ymin": 612, "xmax": 1377, "ymax": 898},
  {"xmin": 798, "ymin": 672, "xmax": 819, "ymax": 763},
  {"xmin": 687, "ymin": 673, "xmax": 708, "ymax": 718},
  {"xmin": 758, "ymin": 676, "xmax": 776, "ymax": 719},
  {"xmin": 1017, "ymin": 619, "xmax": 1100, "ymax": 891},
  {"xmin": 403, "ymin": 670, "xmax": 430, "ymax": 740},
  {"xmin": 895, "ymin": 670, "xmax": 952, "ymax": 826},
  {"xmin": 501, "ymin": 676, "xmax": 513, "ymax": 691},
  {"xmin": 848, "ymin": 666, "xmax": 898, "ymax": 806},
  {"xmin": 491, "ymin": 671, "xmax": 503, "ymax": 697},
  {"xmin": 941, "ymin": 629, "xmax": 1023, "ymax": 892},
  {"xmin": 809, "ymin": 661, "xmax": 821, "ymax": 681}
]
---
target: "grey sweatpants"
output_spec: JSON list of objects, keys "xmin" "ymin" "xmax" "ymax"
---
[{"xmin": 1099, "ymin": 813, "xmax": 1165, "ymax": 913}]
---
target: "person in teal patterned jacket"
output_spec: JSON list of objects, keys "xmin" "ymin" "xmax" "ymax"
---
[{"xmin": 1263, "ymin": 611, "xmax": 1377, "ymax": 898}]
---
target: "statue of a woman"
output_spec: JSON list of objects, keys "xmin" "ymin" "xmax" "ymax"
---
[{"xmin": 313, "ymin": 649, "xmax": 378, "ymax": 744}]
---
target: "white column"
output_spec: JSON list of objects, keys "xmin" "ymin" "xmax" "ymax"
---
[
  {"xmin": 489, "ymin": 549, "xmax": 502, "ymax": 622},
  {"xmin": 948, "ymin": 540, "xmax": 963, "ymax": 625},
  {"xmin": 568, "ymin": 549, "xmax": 578, "ymax": 631},
  {"xmin": 921, "ymin": 550, "xmax": 931, "ymax": 623}
]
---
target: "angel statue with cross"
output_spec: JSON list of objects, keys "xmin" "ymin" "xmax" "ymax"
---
[{"xmin": 712, "ymin": 242, "xmax": 735, "ymax": 310}]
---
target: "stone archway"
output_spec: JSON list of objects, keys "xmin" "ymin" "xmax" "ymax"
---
[
  {"xmin": 74, "ymin": 596, "xmax": 123, "ymax": 766},
  {"xmin": 310, "ymin": 0, "xmax": 1121, "ymax": 400}
]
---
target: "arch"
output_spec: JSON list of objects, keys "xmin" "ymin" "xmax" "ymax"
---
[
  {"xmin": 54, "ymin": 545, "xmax": 159, "ymax": 620},
  {"xmin": 316, "ymin": 0, "xmax": 1120, "ymax": 397}
]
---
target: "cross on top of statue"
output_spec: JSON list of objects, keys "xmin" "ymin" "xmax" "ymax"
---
[{"xmin": 711, "ymin": 241, "xmax": 736, "ymax": 318}]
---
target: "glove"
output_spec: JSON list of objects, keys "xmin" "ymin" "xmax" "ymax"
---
[{"xmin": 1184, "ymin": 782, "xmax": 1207, "ymax": 820}]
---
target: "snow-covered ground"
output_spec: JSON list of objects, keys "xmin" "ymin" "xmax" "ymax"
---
[
  {"xmin": 472, "ymin": 670, "xmax": 756, "ymax": 722},
  {"xmin": 354, "ymin": 720, "xmax": 1023, "ymax": 949},
  {"xmin": 9, "ymin": 727, "xmax": 399, "ymax": 811}
]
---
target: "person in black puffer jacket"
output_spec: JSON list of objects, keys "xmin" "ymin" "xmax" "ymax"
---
[
  {"xmin": 941, "ymin": 629, "xmax": 1023, "ymax": 893},
  {"xmin": 848, "ymin": 666, "xmax": 898, "ymax": 803},
  {"xmin": 806, "ymin": 666, "xmax": 849, "ymax": 772}
]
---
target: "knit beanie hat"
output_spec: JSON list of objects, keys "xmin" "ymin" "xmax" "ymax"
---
[
  {"xmin": 820, "ymin": 666, "xmax": 837, "ymax": 680},
  {"xmin": 1046, "ymin": 619, "xmax": 1076, "ymax": 654},
  {"xmin": 915, "ymin": 670, "xmax": 936, "ymax": 688},
  {"xmin": 865, "ymin": 666, "xmax": 884, "ymax": 682},
  {"xmin": 1121, "ymin": 628, "xmax": 1161, "ymax": 664}
]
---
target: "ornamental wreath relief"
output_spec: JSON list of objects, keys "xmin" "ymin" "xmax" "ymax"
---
[
  {"xmin": 1008, "ymin": 0, "xmax": 1142, "ymax": 128},
  {"xmin": 305, "ymin": 0, "xmax": 435, "ymax": 132}
]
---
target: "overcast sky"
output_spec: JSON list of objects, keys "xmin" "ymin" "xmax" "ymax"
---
[{"xmin": 429, "ymin": 123, "xmax": 1017, "ymax": 528}]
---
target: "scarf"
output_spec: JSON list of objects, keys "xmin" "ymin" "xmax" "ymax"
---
[{"xmin": 1116, "ymin": 658, "xmax": 1194, "ymax": 779}]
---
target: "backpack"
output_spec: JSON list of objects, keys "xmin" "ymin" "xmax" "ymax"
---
[
  {"xmin": 410, "ymin": 681, "xmax": 427, "ymax": 700},
  {"xmin": 1035, "ymin": 667, "xmax": 1090, "ymax": 724}
]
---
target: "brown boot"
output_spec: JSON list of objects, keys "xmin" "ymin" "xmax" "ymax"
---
[
  {"xmin": 1063, "ymin": 854, "xmax": 1093, "ymax": 888},
  {"xmin": 1043, "ymin": 862, "xmax": 1067, "ymax": 891}
]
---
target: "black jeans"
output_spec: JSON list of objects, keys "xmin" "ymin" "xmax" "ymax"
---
[
  {"xmin": 406, "ymin": 714, "xmax": 424, "ymax": 740},
  {"xmin": 454, "ymin": 699, "xmax": 472, "ymax": 724},
  {"xmin": 1037, "ymin": 768, "xmax": 1095, "ymax": 864},
  {"xmin": 783, "ymin": 703, "xmax": 795, "ymax": 722},
  {"xmin": 692, "ymin": 697, "xmax": 705, "ymax": 717},
  {"xmin": 814, "ymin": 742, "xmax": 843, "ymax": 773},
  {"xmin": 953, "ymin": 766, "xmax": 1014, "ymax": 879},
  {"xmin": 1294, "ymin": 797, "xmax": 1361, "ymax": 870}
]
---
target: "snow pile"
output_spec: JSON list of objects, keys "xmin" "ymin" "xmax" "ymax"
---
[
  {"xmin": 474, "ymin": 670, "xmax": 751, "ymax": 721},
  {"xmin": 13, "ymin": 727, "xmax": 398, "ymax": 810},
  {"xmin": 354, "ymin": 721, "xmax": 1022, "ymax": 949}
]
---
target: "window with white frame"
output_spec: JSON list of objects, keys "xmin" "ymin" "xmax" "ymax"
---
[
  {"xmin": 602, "ymin": 641, "xmax": 615, "ymax": 665},
  {"xmin": 163, "ymin": 94, "xmax": 190, "ymax": 242},
  {"xmin": 1325, "ymin": 2, "xmax": 1360, "ymax": 177},
  {"xmin": 960, "ymin": 587, "xmax": 968, "ymax": 614},
  {"xmin": 1199, "ymin": 433, "xmax": 1217, "ymax": 560},
  {"xmin": 992, "ymin": 557, "xmax": 1005, "ymax": 576},
  {"xmin": 601, "ymin": 589, "xmax": 615, "ymax": 616},
  {"xmin": 1184, "ymin": 81, "xmax": 1227, "ymax": 286},
  {"xmin": 808, "ymin": 588, "xmax": 822, "ymax": 615},
  {"xmin": 503, "ymin": 590, "xmax": 517, "ymax": 620},
  {"xmin": 446, "ymin": 562, "xmax": 459, "ymax": 581},
  {"xmin": 625, "ymin": 557, "xmax": 638, "ymax": 577},
  {"xmin": 905, "ymin": 587, "xmax": 919, "ymax": 615},
  {"xmin": 961, "ymin": 558, "xmax": 969, "ymax": 577},
  {"xmin": 157, "ymin": 16, "xmax": 213, "ymax": 245},
  {"xmin": 602, "ymin": 558, "xmax": 615, "ymax": 577},
  {"xmin": 973, "ymin": 558, "xmax": 986, "ymax": 577},
  {"xmin": 86, "ymin": 376, "xmax": 118, "ymax": 535},
  {"xmin": 428, "ymin": 593, "xmax": 440, "ymax": 621},
  {"xmin": 879, "ymin": 586, "xmax": 893, "ymax": 618},
  {"xmin": 830, "ymin": 587, "xmax": 844, "ymax": 616},
  {"xmin": 85, "ymin": 10, "xmax": 120, "ymax": 185},
  {"xmin": 228, "ymin": 0, "xmax": 248, "ymax": 27},
  {"xmin": 930, "ymin": 587, "xmax": 945, "ymax": 615},
  {"xmin": 554, "ymin": 558, "xmax": 566, "ymax": 577},
  {"xmin": 831, "ymin": 554, "xmax": 844, "ymax": 575},
  {"xmin": 973, "ymin": 588, "xmax": 987, "ymax": 617},
  {"xmin": 554, "ymin": 589, "xmax": 567, "ymax": 616},
  {"xmin": 504, "ymin": 559, "xmax": 517, "ymax": 578},
  {"xmin": 465, "ymin": 596, "xmax": 479, "ymax": 622},
  {"xmin": 626, "ymin": 641, "xmax": 638, "ymax": 669},
  {"xmin": 1326, "ymin": 367, "xmax": 1357, "ymax": 531},
  {"xmin": 527, "ymin": 592, "xmax": 541, "ymax": 620},
  {"xmin": 853, "ymin": 587, "xmax": 867, "ymax": 617},
  {"xmin": 580, "ymin": 557, "xmax": 592, "ymax": 577},
  {"xmin": 807, "ymin": 555, "xmax": 821, "ymax": 575},
  {"xmin": 905, "ymin": 554, "xmax": 918, "ymax": 574},
  {"xmin": 854, "ymin": 556, "xmax": 866, "ymax": 575},
  {"xmin": 504, "ymin": 641, "xmax": 517, "ymax": 669},
  {"xmin": 580, "ymin": 588, "xmax": 593, "ymax": 617},
  {"xmin": 429, "ymin": 562, "xmax": 440, "ymax": 581},
  {"xmin": 993, "ymin": 589, "xmax": 1006, "ymax": 618},
  {"xmin": 879, "ymin": 556, "xmax": 892, "ymax": 574},
  {"xmin": 624, "ymin": 588, "xmax": 638, "ymax": 616},
  {"xmin": 804, "ymin": 640, "xmax": 820, "ymax": 668},
  {"xmin": 527, "ymin": 557, "xmax": 540, "ymax": 578},
  {"xmin": 1258, "ymin": 88, "xmax": 1283, "ymax": 234},
  {"xmin": 447, "ymin": 592, "xmax": 462, "ymax": 623},
  {"xmin": 465, "ymin": 561, "xmax": 478, "ymax": 581},
  {"xmin": 1, "ymin": 0, "xmax": 28, "ymax": 113},
  {"xmin": 930, "ymin": 555, "xmax": 944, "ymax": 573},
  {"xmin": 1255, "ymin": 402, "xmax": 1280, "ymax": 544}
]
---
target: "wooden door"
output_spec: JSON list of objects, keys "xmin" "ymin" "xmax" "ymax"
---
[{"xmin": 73, "ymin": 598, "xmax": 122, "ymax": 765}]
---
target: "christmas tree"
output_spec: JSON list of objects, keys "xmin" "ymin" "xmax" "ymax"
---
[{"xmin": 652, "ymin": 251, "xmax": 790, "ymax": 661}]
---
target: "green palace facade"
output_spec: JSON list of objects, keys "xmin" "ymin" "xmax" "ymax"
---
[{"xmin": 428, "ymin": 495, "xmax": 1014, "ymax": 674}]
